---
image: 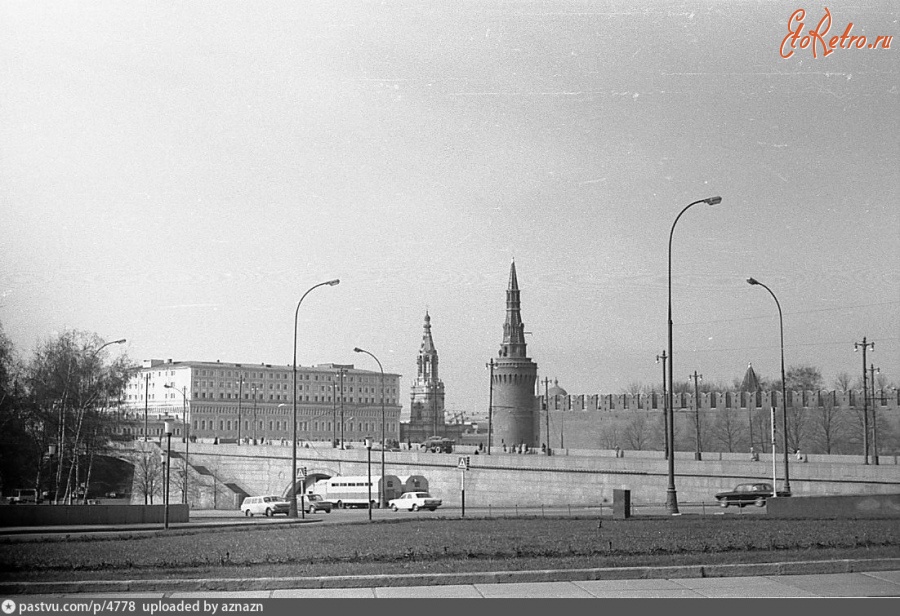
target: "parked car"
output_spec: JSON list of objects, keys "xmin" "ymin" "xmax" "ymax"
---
[
  {"xmin": 241, "ymin": 495, "xmax": 291, "ymax": 517},
  {"xmin": 388, "ymin": 491, "xmax": 442, "ymax": 512},
  {"xmin": 300, "ymin": 493, "xmax": 332, "ymax": 514},
  {"xmin": 715, "ymin": 482, "xmax": 790, "ymax": 508},
  {"xmin": 420, "ymin": 436, "xmax": 454, "ymax": 453}
]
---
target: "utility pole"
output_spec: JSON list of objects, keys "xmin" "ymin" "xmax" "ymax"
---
[
  {"xmin": 656, "ymin": 352, "xmax": 668, "ymax": 459},
  {"xmin": 689, "ymin": 371, "xmax": 703, "ymax": 460},
  {"xmin": 853, "ymin": 338, "xmax": 874, "ymax": 464}
]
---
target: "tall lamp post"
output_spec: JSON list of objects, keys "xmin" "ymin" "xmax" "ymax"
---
[
  {"xmin": 656, "ymin": 352, "xmax": 668, "ymax": 459},
  {"xmin": 746, "ymin": 277, "xmax": 791, "ymax": 495},
  {"xmin": 486, "ymin": 359, "xmax": 494, "ymax": 455},
  {"xmin": 164, "ymin": 384, "xmax": 190, "ymax": 504},
  {"xmin": 853, "ymin": 338, "xmax": 874, "ymax": 464},
  {"xmin": 666, "ymin": 195, "xmax": 721, "ymax": 514},
  {"xmin": 689, "ymin": 371, "xmax": 703, "ymax": 460},
  {"xmin": 354, "ymin": 347, "xmax": 386, "ymax": 507},
  {"xmin": 237, "ymin": 375, "xmax": 243, "ymax": 444},
  {"xmin": 868, "ymin": 362, "xmax": 880, "ymax": 465},
  {"xmin": 251, "ymin": 385, "xmax": 259, "ymax": 443},
  {"xmin": 364, "ymin": 436, "xmax": 373, "ymax": 521},
  {"xmin": 291, "ymin": 279, "xmax": 340, "ymax": 518},
  {"xmin": 163, "ymin": 420, "xmax": 173, "ymax": 530}
]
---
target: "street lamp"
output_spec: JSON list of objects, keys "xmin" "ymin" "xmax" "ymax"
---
[
  {"xmin": 364, "ymin": 436, "xmax": 373, "ymax": 521},
  {"xmin": 251, "ymin": 385, "xmax": 259, "ymax": 443},
  {"xmin": 354, "ymin": 347, "xmax": 386, "ymax": 507},
  {"xmin": 164, "ymin": 384, "xmax": 190, "ymax": 504},
  {"xmin": 666, "ymin": 195, "xmax": 721, "ymax": 514},
  {"xmin": 655, "ymin": 352, "xmax": 668, "ymax": 459},
  {"xmin": 868, "ymin": 362, "xmax": 881, "ymax": 465},
  {"xmin": 746, "ymin": 277, "xmax": 791, "ymax": 495},
  {"xmin": 854, "ymin": 338, "xmax": 874, "ymax": 464},
  {"xmin": 90, "ymin": 338, "xmax": 127, "ymax": 360},
  {"xmin": 237, "ymin": 375, "xmax": 243, "ymax": 445},
  {"xmin": 689, "ymin": 371, "xmax": 703, "ymax": 460},
  {"xmin": 291, "ymin": 279, "xmax": 340, "ymax": 518},
  {"xmin": 163, "ymin": 420, "xmax": 173, "ymax": 530}
]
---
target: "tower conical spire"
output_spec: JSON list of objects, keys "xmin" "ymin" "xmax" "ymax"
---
[
  {"xmin": 417, "ymin": 310, "xmax": 439, "ymax": 382},
  {"xmin": 500, "ymin": 259, "xmax": 527, "ymax": 358}
]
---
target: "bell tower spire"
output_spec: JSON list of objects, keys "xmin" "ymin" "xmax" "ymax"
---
[
  {"xmin": 409, "ymin": 310, "xmax": 445, "ymax": 440},
  {"xmin": 501, "ymin": 259, "xmax": 528, "ymax": 358}
]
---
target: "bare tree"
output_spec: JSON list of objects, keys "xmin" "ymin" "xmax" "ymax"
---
[
  {"xmin": 712, "ymin": 408, "xmax": 748, "ymax": 453},
  {"xmin": 833, "ymin": 371, "xmax": 853, "ymax": 392},
  {"xmin": 599, "ymin": 424, "xmax": 621, "ymax": 449},
  {"xmin": 129, "ymin": 445, "xmax": 164, "ymax": 505},
  {"xmin": 623, "ymin": 412, "xmax": 651, "ymax": 450},
  {"xmin": 810, "ymin": 391, "xmax": 846, "ymax": 454}
]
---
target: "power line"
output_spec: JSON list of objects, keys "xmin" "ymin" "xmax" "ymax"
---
[
  {"xmin": 678, "ymin": 300, "xmax": 900, "ymax": 327},
  {"xmin": 688, "ymin": 337, "xmax": 900, "ymax": 354}
]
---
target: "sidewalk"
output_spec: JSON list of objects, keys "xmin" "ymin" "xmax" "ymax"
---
[{"xmin": 23, "ymin": 570, "xmax": 900, "ymax": 598}]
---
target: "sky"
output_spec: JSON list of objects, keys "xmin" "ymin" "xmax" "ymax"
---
[{"xmin": 2, "ymin": 1, "xmax": 898, "ymax": 420}]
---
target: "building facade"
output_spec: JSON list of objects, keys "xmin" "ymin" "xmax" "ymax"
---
[
  {"xmin": 490, "ymin": 260, "xmax": 539, "ymax": 449},
  {"xmin": 118, "ymin": 359, "xmax": 403, "ymax": 446}
]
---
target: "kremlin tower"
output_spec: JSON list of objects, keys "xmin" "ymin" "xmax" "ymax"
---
[{"xmin": 490, "ymin": 260, "xmax": 539, "ymax": 449}]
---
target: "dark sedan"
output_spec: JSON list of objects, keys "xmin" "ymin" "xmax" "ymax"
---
[{"xmin": 715, "ymin": 482, "xmax": 790, "ymax": 508}]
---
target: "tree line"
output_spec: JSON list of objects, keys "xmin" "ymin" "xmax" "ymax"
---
[{"xmin": 0, "ymin": 323, "xmax": 132, "ymax": 501}]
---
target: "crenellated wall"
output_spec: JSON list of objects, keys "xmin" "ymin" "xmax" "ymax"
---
[
  {"xmin": 546, "ymin": 389, "xmax": 900, "ymax": 413},
  {"xmin": 539, "ymin": 389, "xmax": 900, "ymax": 455}
]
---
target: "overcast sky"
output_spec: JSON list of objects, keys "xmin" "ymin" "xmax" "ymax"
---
[{"xmin": 2, "ymin": 1, "xmax": 897, "ymax": 419}]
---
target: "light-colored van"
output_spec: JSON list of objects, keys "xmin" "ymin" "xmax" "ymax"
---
[{"xmin": 240, "ymin": 495, "xmax": 290, "ymax": 517}]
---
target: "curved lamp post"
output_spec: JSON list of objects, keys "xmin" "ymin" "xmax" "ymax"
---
[
  {"xmin": 746, "ymin": 277, "xmax": 791, "ymax": 495},
  {"xmin": 90, "ymin": 338, "xmax": 127, "ymax": 361},
  {"xmin": 291, "ymin": 279, "xmax": 340, "ymax": 518},
  {"xmin": 666, "ymin": 195, "xmax": 721, "ymax": 515},
  {"xmin": 164, "ymin": 384, "xmax": 190, "ymax": 504},
  {"xmin": 354, "ymin": 347, "xmax": 386, "ymax": 508}
]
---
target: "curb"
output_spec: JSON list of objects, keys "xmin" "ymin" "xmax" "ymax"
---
[{"xmin": 3, "ymin": 558, "xmax": 899, "ymax": 595}]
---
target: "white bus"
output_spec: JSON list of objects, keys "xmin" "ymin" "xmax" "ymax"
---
[{"xmin": 311, "ymin": 475, "xmax": 404, "ymax": 509}]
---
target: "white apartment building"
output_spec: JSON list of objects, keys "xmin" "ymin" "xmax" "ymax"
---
[{"xmin": 119, "ymin": 359, "xmax": 403, "ymax": 445}]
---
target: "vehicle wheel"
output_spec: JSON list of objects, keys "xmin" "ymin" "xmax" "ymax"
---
[
  {"xmin": 265, "ymin": 508, "xmax": 272, "ymax": 517},
  {"xmin": 755, "ymin": 497, "xmax": 766, "ymax": 507},
  {"xmin": 391, "ymin": 505, "xmax": 398, "ymax": 512},
  {"xmin": 429, "ymin": 508, "xmax": 436, "ymax": 511},
  {"xmin": 308, "ymin": 506, "xmax": 314, "ymax": 514},
  {"xmin": 244, "ymin": 510, "xmax": 251, "ymax": 517},
  {"xmin": 412, "ymin": 504, "xmax": 419, "ymax": 512},
  {"xmin": 337, "ymin": 501, "xmax": 343, "ymax": 509},
  {"xmin": 325, "ymin": 509, "xmax": 331, "ymax": 514}
]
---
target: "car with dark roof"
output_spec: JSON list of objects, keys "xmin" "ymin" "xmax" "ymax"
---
[{"xmin": 715, "ymin": 482, "xmax": 790, "ymax": 508}]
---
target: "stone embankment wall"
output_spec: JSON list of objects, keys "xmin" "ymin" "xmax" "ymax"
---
[{"xmin": 162, "ymin": 442, "xmax": 900, "ymax": 510}]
